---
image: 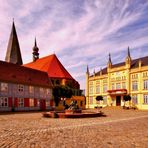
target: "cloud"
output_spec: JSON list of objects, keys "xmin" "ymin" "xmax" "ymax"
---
[{"xmin": 0, "ymin": 0, "xmax": 148, "ymax": 89}]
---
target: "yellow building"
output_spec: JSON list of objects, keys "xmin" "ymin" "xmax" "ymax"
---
[{"xmin": 86, "ymin": 48, "xmax": 148, "ymax": 110}]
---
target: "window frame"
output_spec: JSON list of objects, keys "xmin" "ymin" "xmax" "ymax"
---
[
  {"xmin": 18, "ymin": 98, "xmax": 24, "ymax": 107},
  {"xmin": 143, "ymin": 80, "xmax": 148, "ymax": 90},
  {"xmin": 18, "ymin": 84, "xmax": 24, "ymax": 92},
  {"xmin": 143, "ymin": 94, "xmax": 148, "ymax": 104},
  {"xmin": 0, "ymin": 97, "xmax": 8, "ymax": 107},
  {"xmin": 1, "ymin": 82, "xmax": 8, "ymax": 92},
  {"xmin": 132, "ymin": 81, "xmax": 138, "ymax": 91}
]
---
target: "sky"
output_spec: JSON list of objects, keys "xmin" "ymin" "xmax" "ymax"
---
[{"xmin": 0, "ymin": 0, "xmax": 148, "ymax": 89}]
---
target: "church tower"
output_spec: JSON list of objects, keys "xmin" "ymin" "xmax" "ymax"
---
[
  {"xmin": 5, "ymin": 20, "xmax": 23, "ymax": 65},
  {"xmin": 32, "ymin": 38, "xmax": 39, "ymax": 62}
]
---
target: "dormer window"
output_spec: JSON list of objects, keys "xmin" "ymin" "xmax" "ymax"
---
[{"xmin": 1, "ymin": 83, "xmax": 8, "ymax": 92}]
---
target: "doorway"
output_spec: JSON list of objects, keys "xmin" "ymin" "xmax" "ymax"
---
[
  {"xmin": 40, "ymin": 99, "xmax": 46, "ymax": 110},
  {"xmin": 116, "ymin": 96, "xmax": 121, "ymax": 106}
]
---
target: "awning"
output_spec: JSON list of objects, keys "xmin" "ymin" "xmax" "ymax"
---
[{"xmin": 107, "ymin": 89, "xmax": 127, "ymax": 95}]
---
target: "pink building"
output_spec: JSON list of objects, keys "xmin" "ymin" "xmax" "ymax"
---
[{"xmin": 0, "ymin": 61, "xmax": 52, "ymax": 111}]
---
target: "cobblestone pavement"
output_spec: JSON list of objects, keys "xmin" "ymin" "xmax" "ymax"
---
[{"xmin": 0, "ymin": 107, "xmax": 148, "ymax": 148}]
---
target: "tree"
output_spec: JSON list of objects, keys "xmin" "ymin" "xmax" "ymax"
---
[
  {"xmin": 96, "ymin": 96, "xmax": 103, "ymax": 101},
  {"xmin": 123, "ymin": 94, "xmax": 131, "ymax": 107},
  {"xmin": 96, "ymin": 96, "xmax": 103, "ymax": 107},
  {"xmin": 52, "ymin": 86, "xmax": 73, "ymax": 106}
]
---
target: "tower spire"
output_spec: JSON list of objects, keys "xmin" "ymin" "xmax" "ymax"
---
[
  {"xmin": 35, "ymin": 37, "xmax": 37, "ymax": 46},
  {"xmin": 32, "ymin": 37, "xmax": 39, "ymax": 62},
  {"xmin": 86, "ymin": 65, "xmax": 89, "ymax": 75},
  {"xmin": 107, "ymin": 53, "xmax": 112, "ymax": 68},
  {"xmin": 125, "ymin": 46, "xmax": 132, "ymax": 68},
  {"xmin": 127, "ymin": 46, "xmax": 130, "ymax": 58},
  {"xmin": 5, "ymin": 20, "xmax": 23, "ymax": 65},
  {"xmin": 109, "ymin": 53, "xmax": 112, "ymax": 63}
]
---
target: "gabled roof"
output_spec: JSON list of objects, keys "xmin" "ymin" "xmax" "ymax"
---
[
  {"xmin": 24, "ymin": 54, "xmax": 74, "ymax": 80},
  {"xmin": 0, "ymin": 61, "xmax": 52, "ymax": 88},
  {"xmin": 5, "ymin": 21, "xmax": 23, "ymax": 65}
]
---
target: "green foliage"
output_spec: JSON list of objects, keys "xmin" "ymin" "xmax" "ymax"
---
[
  {"xmin": 96, "ymin": 96, "xmax": 103, "ymax": 101},
  {"xmin": 52, "ymin": 85, "xmax": 73, "ymax": 106},
  {"xmin": 123, "ymin": 94, "xmax": 131, "ymax": 102}
]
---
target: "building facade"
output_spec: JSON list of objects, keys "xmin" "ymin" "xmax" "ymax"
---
[
  {"xmin": 86, "ymin": 48, "xmax": 148, "ymax": 110},
  {"xmin": 0, "ymin": 21, "xmax": 82, "ymax": 111},
  {"xmin": 0, "ymin": 61, "xmax": 52, "ymax": 112},
  {"xmin": 24, "ymin": 40, "xmax": 81, "ymax": 96}
]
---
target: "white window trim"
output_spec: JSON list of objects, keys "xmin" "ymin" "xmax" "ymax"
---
[
  {"xmin": 0, "ymin": 97, "xmax": 8, "ymax": 107},
  {"xmin": 18, "ymin": 98, "xmax": 24, "ymax": 107},
  {"xmin": 1, "ymin": 82, "xmax": 8, "ymax": 92},
  {"xmin": 18, "ymin": 84, "xmax": 24, "ymax": 92}
]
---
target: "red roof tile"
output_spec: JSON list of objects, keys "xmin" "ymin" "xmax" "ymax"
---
[
  {"xmin": 24, "ymin": 54, "xmax": 74, "ymax": 80},
  {"xmin": 0, "ymin": 61, "xmax": 52, "ymax": 87}
]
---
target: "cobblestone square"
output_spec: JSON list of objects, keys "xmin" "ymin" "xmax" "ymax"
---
[{"xmin": 0, "ymin": 107, "xmax": 148, "ymax": 148}]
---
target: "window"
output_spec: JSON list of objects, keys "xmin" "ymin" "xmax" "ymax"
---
[
  {"xmin": 40, "ymin": 88, "xmax": 44, "ymax": 94},
  {"xmin": 103, "ymin": 84, "xmax": 107, "ymax": 93},
  {"xmin": 96, "ymin": 85, "xmax": 100, "ymax": 93},
  {"xmin": 116, "ymin": 83, "xmax": 121, "ymax": 89},
  {"xmin": 89, "ymin": 97, "xmax": 93, "ymax": 105},
  {"xmin": 37, "ymin": 99, "xmax": 40, "ymax": 107},
  {"xmin": 1, "ymin": 83, "xmax": 8, "ymax": 92},
  {"xmin": 47, "ymin": 89, "xmax": 51, "ymax": 95},
  {"xmin": 112, "ymin": 83, "xmax": 115, "ymax": 90},
  {"xmin": 132, "ymin": 74, "xmax": 138, "ymax": 79},
  {"xmin": 144, "ymin": 94, "xmax": 148, "ymax": 104},
  {"xmin": 29, "ymin": 98, "xmax": 34, "ymax": 107},
  {"xmin": 18, "ymin": 85, "xmax": 24, "ymax": 92},
  {"xmin": 132, "ymin": 95, "xmax": 138, "ymax": 104},
  {"xmin": 103, "ymin": 96, "xmax": 107, "ymax": 105},
  {"xmin": 143, "ymin": 72, "xmax": 147, "ymax": 78},
  {"xmin": 89, "ymin": 86, "xmax": 93, "ymax": 94},
  {"xmin": 46, "ymin": 100, "xmax": 50, "ymax": 107},
  {"xmin": 29, "ymin": 86, "xmax": 34, "ymax": 94},
  {"xmin": 122, "ymin": 82, "xmax": 126, "ymax": 89},
  {"xmin": 0, "ymin": 97, "xmax": 8, "ymax": 107},
  {"xmin": 143, "ymin": 80, "xmax": 148, "ymax": 90},
  {"xmin": 18, "ymin": 98, "xmax": 24, "ymax": 107},
  {"xmin": 132, "ymin": 81, "xmax": 138, "ymax": 91}
]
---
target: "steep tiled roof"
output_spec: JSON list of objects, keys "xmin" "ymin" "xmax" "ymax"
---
[
  {"xmin": 5, "ymin": 21, "xmax": 23, "ymax": 65},
  {"xmin": 93, "ymin": 56, "xmax": 148, "ymax": 77},
  {"xmin": 24, "ymin": 54, "xmax": 74, "ymax": 80},
  {"xmin": 131, "ymin": 56, "xmax": 148, "ymax": 68},
  {"xmin": 0, "ymin": 61, "xmax": 52, "ymax": 87}
]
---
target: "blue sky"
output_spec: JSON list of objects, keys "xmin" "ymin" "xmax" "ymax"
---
[{"xmin": 0, "ymin": 0, "xmax": 148, "ymax": 89}]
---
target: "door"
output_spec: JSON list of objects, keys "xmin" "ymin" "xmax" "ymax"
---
[
  {"xmin": 116, "ymin": 96, "xmax": 121, "ymax": 106},
  {"xmin": 40, "ymin": 99, "xmax": 46, "ymax": 110}
]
